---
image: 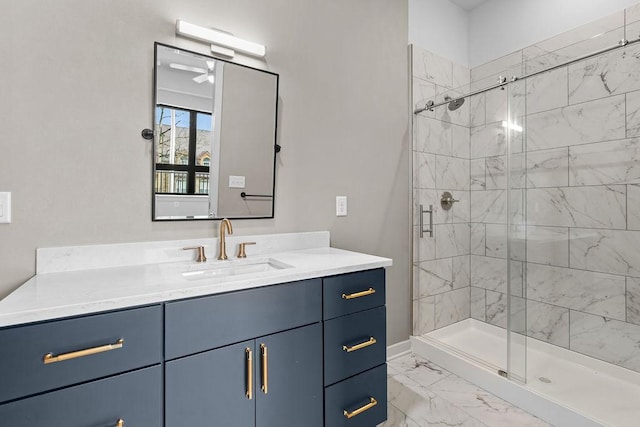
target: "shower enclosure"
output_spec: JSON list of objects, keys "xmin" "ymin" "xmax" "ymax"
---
[{"xmin": 411, "ymin": 5, "xmax": 640, "ymax": 426}]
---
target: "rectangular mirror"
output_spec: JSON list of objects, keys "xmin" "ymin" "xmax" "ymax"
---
[{"xmin": 153, "ymin": 43, "xmax": 279, "ymax": 220}]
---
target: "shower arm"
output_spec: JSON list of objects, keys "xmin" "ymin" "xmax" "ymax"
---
[{"xmin": 414, "ymin": 36, "xmax": 640, "ymax": 115}]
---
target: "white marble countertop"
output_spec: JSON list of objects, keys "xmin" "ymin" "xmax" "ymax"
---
[{"xmin": 0, "ymin": 232, "xmax": 392, "ymax": 328}]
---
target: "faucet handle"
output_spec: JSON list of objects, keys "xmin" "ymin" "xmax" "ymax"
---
[
  {"xmin": 237, "ymin": 242, "xmax": 256, "ymax": 258},
  {"xmin": 183, "ymin": 246, "xmax": 207, "ymax": 262}
]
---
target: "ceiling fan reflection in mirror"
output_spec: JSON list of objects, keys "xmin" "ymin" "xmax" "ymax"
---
[{"xmin": 169, "ymin": 60, "xmax": 215, "ymax": 83}]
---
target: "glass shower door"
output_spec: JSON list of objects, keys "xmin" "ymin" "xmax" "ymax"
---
[{"xmin": 506, "ymin": 77, "xmax": 527, "ymax": 382}]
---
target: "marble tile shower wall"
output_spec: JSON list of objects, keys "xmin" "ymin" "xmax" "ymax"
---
[
  {"xmin": 469, "ymin": 3, "xmax": 640, "ymax": 373},
  {"xmin": 412, "ymin": 45, "xmax": 472, "ymax": 336}
]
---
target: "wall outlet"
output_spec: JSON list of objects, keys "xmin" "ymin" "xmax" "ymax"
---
[
  {"xmin": 229, "ymin": 175, "xmax": 246, "ymax": 188},
  {"xmin": 0, "ymin": 192, "xmax": 11, "ymax": 224},
  {"xmin": 336, "ymin": 196, "xmax": 347, "ymax": 217}
]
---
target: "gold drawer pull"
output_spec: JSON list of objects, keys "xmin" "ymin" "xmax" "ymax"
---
[
  {"xmin": 116, "ymin": 419, "xmax": 124, "ymax": 427},
  {"xmin": 342, "ymin": 288, "xmax": 376, "ymax": 300},
  {"xmin": 246, "ymin": 347, "xmax": 253, "ymax": 400},
  {"xmin": 43, "ymin": 339, "xmax": 124, "ymax": 364},
  {"xmin": 260, "ymin": 343, "xmax": 268, "ymax": 394},
  {"xmin": 343, "ymin": 397, "xmax": 378, "ymax": 419},
  {"xmin": 342, "ymin": 337, "xmax": 377, "ymax": 353}
]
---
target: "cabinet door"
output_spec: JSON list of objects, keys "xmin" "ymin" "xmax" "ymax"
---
[
  {"xmin": 256, "ymin": 323, "xmax": 323, "ymax": 427},
  {"xmin": 165, "ymin": 340, "xmax": 255, "ymax": 427},
  {"xmin": 0, "ymin": 366, "xmax": 162, "ymax": 427}
]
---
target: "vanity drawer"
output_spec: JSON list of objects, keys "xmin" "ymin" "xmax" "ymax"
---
[
  {"xmin": 165, "ymin": 278, "xmax": 322, "ymax": 359},
  {"xmin": 0, "ymin": 305, "xmax": 162, "ymax": 403},
  {"xmin": 323, "ymin": 306, "xmax": 386, "ymax": 385},
  {"xmin": 323, "ymin": 268, "xmax": 385, "ymax": 320},
  {"xmin": 0, "ymin": 365, "xmax": 163, "ymax": 427},
  {"xmin": 324, "ymin": 364, "xmax": 387, "ymax": 427}
]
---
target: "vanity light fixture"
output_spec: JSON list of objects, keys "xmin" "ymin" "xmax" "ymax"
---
[
  {"xmin": 176, "ymin": 20, "xmax": 266, "ymax": 58},
  {"xmin": 211, "ymin": 45, "xmax": 235, "ymax": 58}
]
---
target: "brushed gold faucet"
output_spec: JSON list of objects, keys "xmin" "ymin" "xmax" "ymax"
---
[{"xmin": 217, "ymin": 218, "xmax": 233, "ymax": 260}]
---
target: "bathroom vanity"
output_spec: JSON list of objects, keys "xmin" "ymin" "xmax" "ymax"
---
[{"xmin": 0, "ymin": 232, "xmax": 391, "ymax": 426}]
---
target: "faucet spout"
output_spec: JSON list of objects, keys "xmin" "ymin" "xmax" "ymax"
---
[{"xmin": 218, "ymin": 218, "xmax": 233, "ymax": 260}]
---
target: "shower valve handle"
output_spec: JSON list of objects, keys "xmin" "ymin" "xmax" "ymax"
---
[{"xmin": 441, "ymin": 192, "xmax": 459, "ymax": 211}]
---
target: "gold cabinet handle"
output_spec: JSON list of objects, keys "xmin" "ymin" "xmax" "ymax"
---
[
  {"xmin": 341, "ymin": 288, "xmax": 376, "ymax": 300},
  {"xmin": 260, "ymin": 343, "xmax": 268, "ymax": 394},
  {"xmin": 115, "ymin": 419, "xmax": 124, "ymax": 427},
  {"xmin": 43, "ymin": 339, "xmax": 124, "ymax": 364},
  {"xmin": 246, "ymin": 348, "xmax": 253, "ymax": 400},
  {"xmin": 343, "ymin": 397, "xmax": 378, "ymax": 419},
  {"xmin": 342, "ymin": 337, "xmax": 377, "ymax": 353}
]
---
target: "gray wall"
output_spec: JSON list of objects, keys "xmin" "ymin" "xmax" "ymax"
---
[
  {"xmin": 409, "ymin": 0, "xmax": 469, "ymax": 66},
  {"xmin": 468, "ymin": 0, "xmax": 640, "ymax": 66},
  {"xmin": 0, "ymin": 0, "xmax": 410, "ymax": 345}
]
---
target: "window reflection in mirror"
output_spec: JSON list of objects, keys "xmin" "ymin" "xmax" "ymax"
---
[{"xmin": 154, "ymin": 107, "xmax": 211, "ymax": 195}]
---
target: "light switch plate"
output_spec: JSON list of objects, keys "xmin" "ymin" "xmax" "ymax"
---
[
  {"xmin": 0, "ymin": 192, "xmax": 11, "ymax": 224},
  {"xmin": 336, "ymin": 196, "xmax": 347, "ymax": 216},
  {"xmin": 229, "ymin": 175, "xmax": 246, "ymax": 188}
]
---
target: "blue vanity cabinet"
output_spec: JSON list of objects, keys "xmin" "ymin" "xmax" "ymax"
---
[
  {"xmin": 164, "ymin": 280, "xmax": 323, "ymax": 427},
  {"xmin": 322, "ymin": 268, "xmax": 387, "ymax": 426},
  {"xmin": 0, "ymin": 265, "xmax": 387, "ymax": 426}
]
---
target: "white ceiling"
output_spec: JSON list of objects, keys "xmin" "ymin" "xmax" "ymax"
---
[{"xmin": 449, "ymin": 0, "xmax": 489, "ymax": 11}]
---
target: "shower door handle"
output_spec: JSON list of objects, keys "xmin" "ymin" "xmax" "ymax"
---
[{"xmin": 419, "ymin": 204, "xmax": 433, "ymax": 238}]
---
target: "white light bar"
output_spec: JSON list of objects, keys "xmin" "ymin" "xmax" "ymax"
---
[
  {"xmin": 176, "ymin": 20, "xmax": 266, "ymax": 58},
  {"xmin": 211, "ymin": 45, "xmax": 235, "ymax": 58}
]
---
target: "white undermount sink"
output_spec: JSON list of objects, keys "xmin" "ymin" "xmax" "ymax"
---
[{"xmin": 181, "ymin": 258, "xmax": 294, "ymax": 281}]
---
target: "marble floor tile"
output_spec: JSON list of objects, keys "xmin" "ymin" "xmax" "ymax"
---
[
  {"xmin": 384, "ymin": 353, "xmax": 549, "ymax": 427},
  {"xmin": 379, "ymin": 402, "xmax": 421, "ymax": 427},
  {"xmin": 388, "ymin": 353, "xmax": 452, "ymax": 387},
  {"xmin": 387, "ymin": 375, "xmax": 486, "ymax": 427},
  {"xmin": 427, "ymin": 374, "xmax": 550, "ymax": 427}
]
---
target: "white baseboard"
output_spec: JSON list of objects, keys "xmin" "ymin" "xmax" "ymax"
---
[{"xmin": 387, "ymin": 339, "xmax": 411, "ymax": 360}]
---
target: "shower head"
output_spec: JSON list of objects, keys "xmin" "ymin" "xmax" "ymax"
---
[{"xmin": 444, "ymin": 95, "xmax": 465, "ymax": 111}]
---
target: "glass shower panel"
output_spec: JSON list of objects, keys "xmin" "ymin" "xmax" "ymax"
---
[{"xmin": 506, "ymin": 78, "xmax": 527, "ymax": 382}]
